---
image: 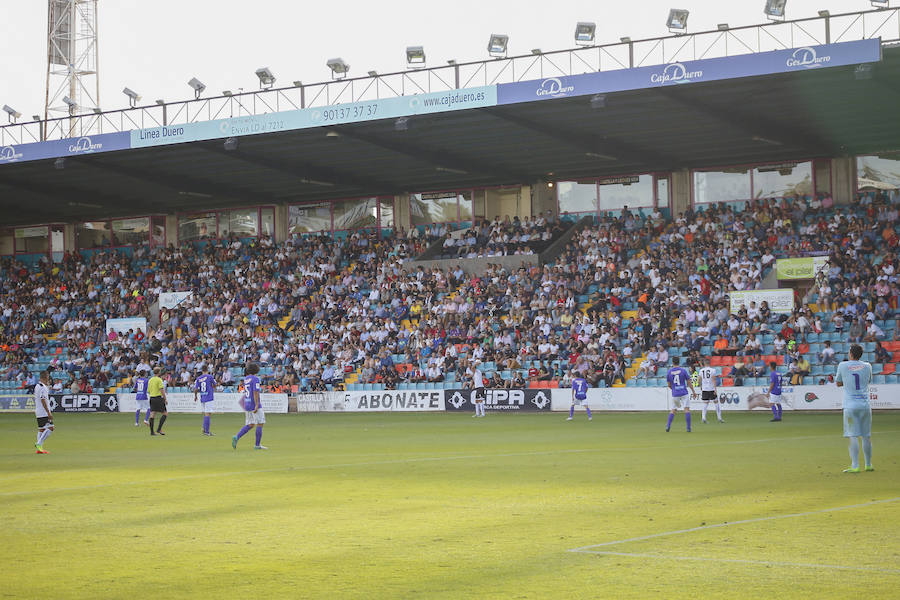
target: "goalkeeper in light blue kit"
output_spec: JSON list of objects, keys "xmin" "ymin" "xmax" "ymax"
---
[
  {"xmin": 567, "ymin": 376, "xmax": 592, "ymax": 421},
  {"xmin": 835, "ymin": 344, "xmax": 874, "ymax": 473}
]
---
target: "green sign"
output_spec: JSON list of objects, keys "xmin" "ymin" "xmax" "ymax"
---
[{"xmin": 776, "ymin": 257, "xmax": 828, "ymax": 280}]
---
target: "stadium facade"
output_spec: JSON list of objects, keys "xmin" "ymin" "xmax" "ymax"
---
[{"xmin": 1, "ymin": 9, "xmax": 899, "ymax": 257}]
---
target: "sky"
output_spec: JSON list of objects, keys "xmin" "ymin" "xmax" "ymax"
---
[{"xmin": 0, "ymin": 0, "xmax": 881, "ymax": 120}]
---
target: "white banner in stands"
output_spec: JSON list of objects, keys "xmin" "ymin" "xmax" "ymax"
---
[
  {"xmin": 105, "ymin": 317, "xmax": 148, "ymax": 335},
  {"xmin": 118, "ymin": 393, "xmax": 288, "ymax": 413},
  {"xmin": 158, "ymin": 291, "xmax": 193, "ymax": 310},
  {"xmin": 729, "ymin": 288, "xmax": 794, "ymax": 314},
  {"xmin": 297, "ymin": 390, "xmax": 445, "ymax": 412}
]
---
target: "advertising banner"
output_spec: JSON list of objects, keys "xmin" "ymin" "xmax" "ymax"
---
[
  {"xmin": 130, "ymin": 86, "xmax": 497, "ymax": 149},
  {"xmin": 497, "ymin": 39, "xmax": 881, "ymax": 105},
  {"xmin": 105, "ymin": 317, "xmax": 148, "ymax": 335},
  {"xmin": 444, "ymin": 388, "xmax": 553, "ymax": 412},
  {"xmin": 50, "ymin": 393, "xmax": 120, "ymax": 413},
  {"xmin": 118, "ymin": 393, "xmax": 289, "ymax": 414},
  {"xmin": 0, "ymin": 394, "xmax": 33, "ymax": 412},
  {"xmin": 0, "ymin": 131, "xmax": 131, "ymax": 165},
  {"xmin": 158, "ymin": 291, "xmax": 194, "ymax": 310},
  {"xmin": 550, "ymin": 387, "xmax": 669, "ymax": 411},
  {"xmin": 729, "ymin": 288, "xmax": 794, "ymax": 314},
  {"xmin": 775, "ymin": 256, "xmax": 830, "ymax": 280},
  {"xmin": 295, "ymin": 390, "xmax": 445, "ymax": 412}
]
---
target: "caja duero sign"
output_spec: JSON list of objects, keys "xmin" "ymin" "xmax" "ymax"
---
[{"xmin": 443, "ymin": 389, "xmax": 552, "ymax": 411}]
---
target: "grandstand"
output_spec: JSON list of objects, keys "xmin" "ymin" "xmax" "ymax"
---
[{"xmin": 2, "ymin": 9, "xmax": 900, "ymax": 400}]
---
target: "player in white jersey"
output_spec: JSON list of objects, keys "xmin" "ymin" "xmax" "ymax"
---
[
  {"xmin": 835, "ymin": 344, "xmax": 874, "ymax": 473},
  {"xmin": 698, "ymin": 359, "xmax": 724, "ymax": 424},
  {"xmin": 33, "ymin": 370, "xmax": 54, "ymax": 454},
  {"xmin": 471, "ymin": 360, "xmax": 486, "ymax": 418}
]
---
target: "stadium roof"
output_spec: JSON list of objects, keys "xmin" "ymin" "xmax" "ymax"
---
[{"xmin": 2, "ymin": 45, "xmax": 900, "ymax": 227}]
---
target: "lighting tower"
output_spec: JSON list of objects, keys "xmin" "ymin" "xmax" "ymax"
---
[{"xmin": 45, "ymin": 0, "xmax": 100, "ymax": 136}]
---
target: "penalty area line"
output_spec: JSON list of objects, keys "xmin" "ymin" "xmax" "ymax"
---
[{"xmin": 569, "ymin": 496, "xmax": 900, "ymax": 553}]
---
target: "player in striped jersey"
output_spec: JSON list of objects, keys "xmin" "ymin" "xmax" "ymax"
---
[{"xmin": 698, "ymin": 358, "xmax": 724, "ymax": 424}]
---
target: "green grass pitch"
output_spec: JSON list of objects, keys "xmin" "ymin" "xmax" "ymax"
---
[{"xmin": 1, "ymin": 411, "xmax": 898, "ymax": 599}]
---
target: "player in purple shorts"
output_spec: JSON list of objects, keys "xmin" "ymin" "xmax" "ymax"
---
[
  {"xmin": 232, "ymin": 362, "xmax": 267, "ymax": 450},
  {"xmin": 193, "ymin": 367, "xmax": 217, "ymax": 436},
  {"xmin": 666, "ymin": 357, "xmax": 697, "ymax": 432}
]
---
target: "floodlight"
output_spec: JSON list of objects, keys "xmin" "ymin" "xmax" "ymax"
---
[
  {"xmin": 255, "ymin": 67, "xmax": 276, "ymax": 89},
  {"xmin": 367, "ymin": 70, "xmax": 378, "ymax": 77},
  {"xmin": 870, "ymin": 0, "xmax": 889, "ymax": 7},
  {"xmin": 590, "ymin": 94, "xmax": 606, "ymax": 109},
  {"xmin": 717, "ymin": 23, "xmax": 729, "ymax": 31},
  {"xmin": 395, "ymin": 117, "xmax": 409, "ymax": 131},
  {"xmin": 327, "ymin": 58, "xmax": 350, "ymax": 79},
  {"xmin": 406, "ymin": 46, "xmax": 426, "ymax": 67},
  {"xmin": 62, "ymin": 96, "xmax": 78, "ymax": 109},
  {"xmin": 666, "ymin": 9, "xmax": 690, "ymax": 33},
  {"xmin": 488, "ymin": 34, "xmax": 509, "ymax": 57},
  {"xmin": 2, "ymin": 105, "xmax": 21, "ymax": 123},
  {"xmin": 188, "ymin": 77, "xmax": 206, "ymax": 99},
  {"xmin": 122, "ymin": 87, "xmax": 141, "ymax": 107},
  {"xmin": 531, "ymin": 48, "xmax": 542, "ymax": 55},
  {"xmin": 817, "ymin": 10, "xmax": 830, "ymax": 17},
  {"xmin": 54, "ymin": 157, "xmax": 66, "ymax": 170},
  {"xmin": 620, "ymin": 37, "xmax": 632, "ymax": 43},
  {"xmin": 575, "ymin": 22, "xmax": 596, "ymax": 45},
  {"xmin": 292, "ymin": 80, "xmax": 303, "ymax": 87},
  {"xmin": 32, "ymin": 114, "xmax": 41, "ymax": 121},
  {"xmin": 447, "ymin": 59, "xmax": 457, "ymax": 65},
  {"xmin": 155, "ymin": 99, "xmax": 165, "ymax": 105},
  {"xmin": 222, "ymin": 90, "xmax": 233, "ymax": 96},
  {"xmin": 92, "ymin": 108, "xmax": 102, "ymax": 114},
  {"xmin": 223, "ymin": 137, "xmax": 238, "ymax": 151},
  {"xmin": 764, "ymin": 0, "xmax": 787, "ymax": 21}
]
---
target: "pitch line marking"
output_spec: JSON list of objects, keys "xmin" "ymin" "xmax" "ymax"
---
[
  {"xmin": 568, "ymin": 496, "xmax": 900, "ymax": 564},
  {"xmin": 0, "ymin": 431, "xmax": 895, "ymax": 497},
  {"xmin": 578, "ymin": 551, "xmax": 900, "ymax": 575}
]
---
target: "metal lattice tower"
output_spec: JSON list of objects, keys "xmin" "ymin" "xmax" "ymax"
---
[{"xmin": 44, "ymin": 0, "xmax": 99, "ymax": 133}]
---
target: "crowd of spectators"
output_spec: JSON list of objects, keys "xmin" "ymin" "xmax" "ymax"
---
[{"xmin": 1, "ymin": 191, "xmax": 898, "ymax": 395}]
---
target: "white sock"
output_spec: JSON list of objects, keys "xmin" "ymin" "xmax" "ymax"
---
[
  {"xmin": 702, "ymin": 404, "xmax": 708, "ymax": 421},
  {"xmin": 39, "ymin": 428, "xmax": 53, "ymax": 446},
  {"xmin": 479, "ymin": 403, "xmax": 485, "ymax": 416},
  {"xmin": 36, "ymin": 431, "xmax": 43, "ymax": 444},
  {"xmin": 848, "ymin": 437, "xmax": 860, "ymax": 469},
  {"xmin": 862, "ymin": 436, "xmax": 872, "ymax": 467},
  {"xmin": 715, "ymin": 402, "xmax": 722, "ymax": 420}
]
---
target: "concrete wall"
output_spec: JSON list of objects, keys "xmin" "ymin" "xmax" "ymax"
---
[
  {"xmin": 274, "ymin": 205, "xmax": 288, "ymax": 243},
  {"xmin": 485, "ymin": 187, "xmax": 525, "ymax": 221},
  {"xmin": 670, "ymin": 169, "xmax": 691, "ymax": 216},
  {"xmin": 394, "ymin": 193, "xmax": 410, "ymax": 232},
  {"xmin": 831, "ymin": 157, "xmax": 855, "ymax": 205},
  {"xmin": 531, "ymin": 182, "xmax": 556, "ymax": 218},
  {"xmin": 165, "ymin": 215, "xmax": 178, "ymax": 246},
  {"xmin": 0, "ymin": 233, "xmax": 12, "ymax": 255},
  {"xmin": 814, "ymin": 160, "xmax": 832, "ymax": 195}
]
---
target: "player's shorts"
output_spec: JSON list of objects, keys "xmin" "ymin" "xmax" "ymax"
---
[
  {"xmin": 36, "ymin": 416, "xmax": 52, "ymax": 428},
  {"xmin": 701, "ymin": 390, "xmax": 717, "ymax": 401},
  {"xmin": 136, "ymin": 398, "xmax": 150, "ymax": 410},
  {"xmin": 843, "ymin": 405, "xmax": 872, "ymax": 438},
  {"xmin": 200, "ymin": 400, "xmax": 215, "ymax": 412},
  {"xmin": 671, "ymin": 394, "xmax": 691, "ymax": 410},
  {"xmin": 769, "ymin": 392, "xmax": 782, "ymax": 403},
  {"xmin": 150, "ymin": 396, "xmax": 166, "ymax": 412},
  {"xmin": 573, "ymin": 395, "xmax": 588, "ymax": 406},
  {"xmin": 472, "ymin": 388, "xmax": 485, "ymax": 402},
  {"xmin": 245, "ymin": 408, "xmax": 266, "ymax": 425}
]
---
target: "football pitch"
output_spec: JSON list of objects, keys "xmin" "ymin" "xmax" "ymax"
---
[{"xmin": 1, "ymin": 411, "xmax": 898, "ymax": 599}]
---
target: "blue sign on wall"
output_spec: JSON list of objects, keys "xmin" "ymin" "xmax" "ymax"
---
[
  {"xmin": 130, "ymin": 86, "xmax": 497, "ymax": 149},
  {"xmin": 497, "ymin": 39, "xmax": 881, "ymax": 105},
  {"xmin": 0, "ymin": 131, "xmax": 131, "ymax": 165}
]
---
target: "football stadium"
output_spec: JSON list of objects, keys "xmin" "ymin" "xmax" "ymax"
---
[{"xmin": 1, "ymin": 1, "xmax": 900, "ymax": 598}]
